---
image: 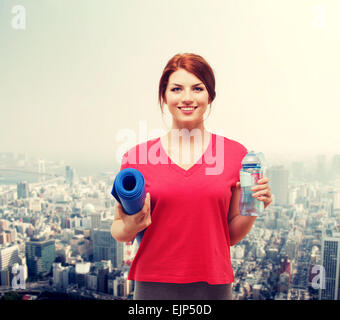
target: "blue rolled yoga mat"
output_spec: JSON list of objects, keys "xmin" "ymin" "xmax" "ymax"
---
[{"xmin": 111, "ymin": 168, "xmax": 147, "ymax": 245}]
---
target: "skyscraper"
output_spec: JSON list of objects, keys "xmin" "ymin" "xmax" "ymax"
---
[
  {"xmin": 0, "ymin": 244, "xmax": 21, "ymax": 286},
  {"xmin": 65, "ymin": 165, "xmax": 76, "ymax": 186},
  {"xmin": 38, "ymin": 159, "xmax": 46, "ymax": 182},
  {"xmin": 331, "ymin": 154, "xmax": 340, "ymax": 177},
  {"xmin": 267, "ymin": 166, "xmax": 289, "ymax": 206},
  {"xmin": 333, "ymin": 191, "xmax": 340, "ymax": 213},
  {"xmin": 319, "ymin": 232, "xmax": 340, "ymax": 300},
  {"xmin": 17, "ymin": 181, "xmax": 29, "ymax": 199},
  {"xmin": 316, "ymin": 154, "xmax": 328, "ymax": 182},
  {"xmin": 25, "ymin": 239, "xmax": 56, "ymax": 279},
  {"xmin": 93, "ymin": 227, "xmax": 124, "ymax": 268},
  {"xmin": 52, "ymin": 262, "xmax": 70, "ymax": 290},
  {"xmin": 291, "ymin": 161, "xmax": 304, "ymax": 181}
]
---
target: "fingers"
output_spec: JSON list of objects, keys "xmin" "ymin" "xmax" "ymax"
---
[
  {"xmin": 145, "ymin": 193, "xmax": 152, "ymax": 225},
  {"xmin": 115, "ymin": 202, "xmax": 124, "ymax": 217},
  {"xmin": 134, "ymin": 193, "xmax": 152, "ymax": 226},
  {"xmin": 252, "ymin": 189, "xmax": 272, "ymax": 198},
  {"xmin": 239, "ymin": 177, "xmax": 271, "ymax": 200},
  {"xmin": 239, "ymin": 177, "xmax": 272, "ymax": 209},
  {"xmin": 257, "ymin": 177, "xmax": 269, "ymax": 184},
  {"xmin": 145, "ymin": 192, "xmax": 150, "ymax": 212},
  {"xmin": 250, "ymin": 177, "xmax": 272, "ymax": 207},
  {"xmin": 251, "ymin": 183, "xmax": 270, "ymax": 193},
  {"xmin": 117, "ymin": 193, "xmax": 152, "ymax": 235},
  {"xmin": 141, "ymin": 192, "xmax": 151, "ymax": 221}
]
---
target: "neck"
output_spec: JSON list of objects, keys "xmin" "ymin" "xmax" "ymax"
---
[
  {"xmin": 166, "ymin": 126, "xmax": 209, "ymax": 146},
  {"xmin": 171, "ymin": 120, "xmax": 205, "ymax": 133}
]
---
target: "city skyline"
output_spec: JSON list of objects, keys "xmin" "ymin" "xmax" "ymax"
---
[
  {"xmin": 1, "ymin": 153, "xmax": 340, "ymax": 300},
  {"xmin": 1, "ymin": 151, "xmax": 340, "ymax": 187}
]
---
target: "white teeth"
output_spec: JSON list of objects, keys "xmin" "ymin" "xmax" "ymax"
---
[{"xmin": 180, "ymin": 107, "xmax": 195, "ymax": 111}]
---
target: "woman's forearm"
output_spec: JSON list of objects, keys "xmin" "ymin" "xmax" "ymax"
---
[
  {"xmin": 228, "ymin": 215, "xmax": 257, "ymax": 246},
  {"xmin": 111, "ymin": 220, "xmax": 136, "ymax": 243}
]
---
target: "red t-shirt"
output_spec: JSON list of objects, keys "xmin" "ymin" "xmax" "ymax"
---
[{"xmin": 119, "ymin": 133, "xmax": 247, "ymax": 284}]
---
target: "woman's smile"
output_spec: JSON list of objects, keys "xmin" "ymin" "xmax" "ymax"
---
[{"xmin": 177, "ymin": 106, "xmax": 198, "ymax": 114}]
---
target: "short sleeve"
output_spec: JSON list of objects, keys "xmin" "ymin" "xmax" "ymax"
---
[
  {"xmin": 232, "ymin": 144, "xmax": 248, "ymax": 188},
  {"xmin": 119, "ymin": 145, "xmax": 138, "ymax": 171},
  {"xmin": 120, "ymin": 152, "xmax": 130, "ymax": 171}
]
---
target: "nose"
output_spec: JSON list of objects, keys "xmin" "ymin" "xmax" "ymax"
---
[{"xmin": 182, "ymin": 88, "xmax": 194, "ymax": 104}]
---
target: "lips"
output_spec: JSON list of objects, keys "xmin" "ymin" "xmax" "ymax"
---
[
  {"xmin": 177, "ymin": 106, "xmax": 197, "ymax": 115},
  {"xmin": 177, "ymin": 106, "xmax": 198, "ymax": 110}
]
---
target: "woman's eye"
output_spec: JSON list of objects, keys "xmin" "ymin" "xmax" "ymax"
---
[{"xmin": 171, "ymin": 87, "xmax": 203, "ymax": 92}]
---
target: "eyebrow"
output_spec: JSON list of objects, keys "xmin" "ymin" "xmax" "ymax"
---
[{"xmin": 170, "ymin": 83, "xmax": 203, "ymax": 87}]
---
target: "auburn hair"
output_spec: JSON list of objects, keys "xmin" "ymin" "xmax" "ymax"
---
[{"xmin": 158, "ymin": 53, "xmax": 216, "ymax": 111}]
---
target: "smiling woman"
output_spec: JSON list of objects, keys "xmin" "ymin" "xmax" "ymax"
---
[
  {"xmin": 158, "ymin": 53, "xmax": 215, "ymax": 132},
  {"xmin": 111, "ymin": 52, "xmax": 272, "ymax": 300}
]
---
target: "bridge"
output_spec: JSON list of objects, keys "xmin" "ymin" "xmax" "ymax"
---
[{"xmin": 0, "ymin": 168, "xmax": 61, "ymax": 177}]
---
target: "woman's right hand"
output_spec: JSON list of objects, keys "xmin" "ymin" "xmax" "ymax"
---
[{"xmin": 115, "ymin": 192, "xmax": 152, "ymax": 237}]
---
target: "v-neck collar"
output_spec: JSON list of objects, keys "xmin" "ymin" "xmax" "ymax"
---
[{"xmin": 159, "ymin": 132, "xmax": 214, "ymax": 177}]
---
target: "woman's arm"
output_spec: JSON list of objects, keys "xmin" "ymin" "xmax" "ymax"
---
[
  {"xmin": 111, "ymin": 193, "xmax": 152, "ymax": 243},
  {"xmin": 228, "ymin": 178, "xmax": 272, "ymax": 246},
  {"xmin": 227, "ymin": 184, "xmax": 257, "ymax": 246},
  {"xmin": 111, "ymin": 206, "xmax": 137, "ymax": 243}
]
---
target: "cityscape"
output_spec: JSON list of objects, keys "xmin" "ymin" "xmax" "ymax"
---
[{"xmin": 0, "ymin": 151, "xmax": 340, "ymax": 300}]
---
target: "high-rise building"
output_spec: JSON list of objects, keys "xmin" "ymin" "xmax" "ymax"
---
[
  {"xmin": 0, "ymin": 219, "xmax": 9, "ymax": 232},
  {"xmin": 316, "ymin": 154, "xmax": 329, "ymax": 182},
  {"xmin": 114, "ymin": 276, "xmax": 127, "ymax": 297},
  {"xmin": 319, "ymin": 232, "xmax": 340, "ymax": 300},
  {"xmin": 97, "ymin": 266, "xmax": 109, "ymax": 293},
  {"xmin": 17, "ymin": 181, "xmax": 29, "ymax": 199},
  {"xmin": 107, "ymin": 269, "xmax": 122, "ymax": 295},
  {"xmin": 87, "ymin": 272, "xmax": 98, "ymax": 291},
  {"xmin": 278, "ymin": 272, "xmax": 290, "ymax": 293},
  {"xmin": 0, "ymin": 244, "xmax": 20, "ymax": 270},
  {"xmin": 285, "ymin": 239, "xmax": 297, "ymax": 260},
  {"xmin": 331, "ymin": 154, "xmax": 340, "ymax": 176},
  {"xmin": 333, "ymin": 191, "xmax": 340, "ymax": 212},
  {"xmin": 75, "ymin": 262, "xmax": 90, "ymax": 289},
  {"xmin": 65, "ymin": 166, "xmax": 77, "ymax": 186},
  {"xmin": 267, "ymin": 166, "xmax": 289, "ymax": 206},
  {"xmin": 0, "ymin": 230, "xmax": 16, "ymax": 245},
  {"xmin": 0, "ymin": 244, "xmax": 21, "ymax": 286},
  {"xmin": 91, "ymin": 213, "xmax": 101, "ymax": 230},
  {"xmin": 93, "ymin": 227, "xmax": 124, "ymax": 268},
  {"xmin": 25, "ymin": 239, "xmax": 56, "ymax": 278},
  {"xmin": 291, "ymin": 161, "xmax": 304, "ymax": 181},
  {"xmin": 38, "ymin": 159, "xmax": 46, "ymax": 182},
  {"xmin": 53, "ymin": 262, "xmax": 70, "ymax": 290}
]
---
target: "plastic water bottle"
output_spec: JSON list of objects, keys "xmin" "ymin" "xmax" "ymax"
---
[{"xmin": 240, "ymin": 151, "xmax": 265, "ymax": 216}]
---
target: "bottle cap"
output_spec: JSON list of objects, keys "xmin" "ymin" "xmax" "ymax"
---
[{"xmin": 242, "ymin": 151, "xmax": 261, "ymax": 166}]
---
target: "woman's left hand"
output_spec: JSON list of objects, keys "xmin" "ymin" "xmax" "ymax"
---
[{"xmin": 251, "ymin": 177, "xmax": 272, "ymax": 209}]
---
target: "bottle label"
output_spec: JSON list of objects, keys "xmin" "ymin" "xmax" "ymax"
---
[
  {"xmin": 240, "ymin": 171, "xmax": 252, "ymax": 187},
  {"xmin": 240, "ymin": 170, "xmax": 263, "ymax": 187}
]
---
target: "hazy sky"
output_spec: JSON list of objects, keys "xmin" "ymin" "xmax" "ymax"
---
[{"xmin": 1, "ymin": 0, "xmax": 339, "ymax": 171}]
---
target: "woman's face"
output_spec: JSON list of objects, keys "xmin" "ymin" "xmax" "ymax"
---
[{"xmin": 164, "ymin": 68, "xmax": 211, "ymax": 130}]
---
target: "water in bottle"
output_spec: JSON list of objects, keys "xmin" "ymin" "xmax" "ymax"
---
[{"xmin": 240, "ymin": 151, "xmax": 265, "ymax": 216}]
